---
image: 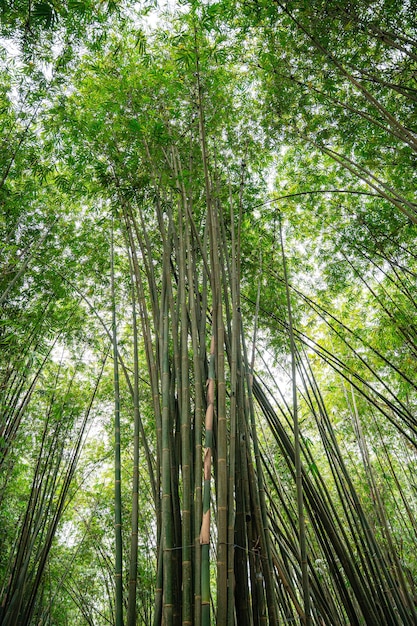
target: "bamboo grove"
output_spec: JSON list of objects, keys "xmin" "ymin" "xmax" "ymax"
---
[{"xmin": 1, "ymin": 1, "xmax": 417, "ymax": 625}]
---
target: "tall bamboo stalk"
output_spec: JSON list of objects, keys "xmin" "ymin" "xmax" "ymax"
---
[
  {"xmin": 175, "ymin": 150, "xmax": 193, "ymax": 626},
  {"xmin": 161, "ymin": 284, "xmax": 173, "ymax": 626},
  {"xmin": 227, "ymin": 173, "xmax": 241, "ymax": 625},
  {"xmin": 184, "ymin": 185, "xmax": 205, "ymax": 626},
  {"xmin": 127, "ymin": 248, "xmax": 141, "ymax": 626},
  {"xmin": 111, "ymin": 222, "xmax": 124, "ymax": 626},
  {"xmin": 200, "ymin": 336, "xmax": 215, "ymax": 626},
  {"xmin": 193, "ymin": 30, "xmax": 229, "ymax": 621}
]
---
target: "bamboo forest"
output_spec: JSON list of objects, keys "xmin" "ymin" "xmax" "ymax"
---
[{"xmin": 1, "ymin": 0, "xmax": 417, "ymax": 624}]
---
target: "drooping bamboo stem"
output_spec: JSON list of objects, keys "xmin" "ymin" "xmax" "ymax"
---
[
  {"xmin": 0, "ymin": 219, "xmax": 57, "ymax": 308},
  {"xmin": 346, "ymin": 383, "xmax": 417, "ymax": 622},
  {"xmin": 241, "ymin": 331, "xmax": 279, "ymax": 626},
  {"xmin": 276, "ymin": 1, "xmax": 417, "ymax": 156},
  {"xmin": 279, "ymin": 216, "xmax": 312, "ymax": 626}
]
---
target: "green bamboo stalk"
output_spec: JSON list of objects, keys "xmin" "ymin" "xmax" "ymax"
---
[
  {"xmin": 233, "ymin": 405, "xmax": 253, "ymax": 626},
  {"xmin": 213, "ymin": 223, "xmax": 228, "ymax": 626},
  {"xmin": 185, "ymin": 191, "xmax": 205, "ymax": 626},
  {"xmin": 192, "ymin": 22, "xmax": 229, "ymax": 621},
  {"xmin": 111, "ymin": 222, "xmax": 124, "ymax": 626},
  {"xmin": 200, "ymin": 336, "xmax": 215, "ymax": 626},
  {"xmin": 161, "ymin": 286, "xmax": 173, "ymax": 626},
  {"xmin": 174, "ymin": 148, "xmax": 193, "ymax": 626},
  {"xmin": 227, "ymin": 201, "xmax": 238, "ymax": 625},
  {"xmin": 127, "ymin": 249, "xmax": 140, "ymax": 626},
  {"xmin": 185, "ymin": 146, "xmax": 210, "ymax": 623},
  {"xmin": 153, "ymin": 540, "xmax": 163, "ymax": 626}
]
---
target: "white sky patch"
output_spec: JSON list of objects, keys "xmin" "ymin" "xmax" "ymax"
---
[
  {"xmin": 58, "ymin": 519, "xmax": 79, "ymax": 549},
  {"xmin": 0, "ymin": 36, "xmax": 20, "ymax": 58}
]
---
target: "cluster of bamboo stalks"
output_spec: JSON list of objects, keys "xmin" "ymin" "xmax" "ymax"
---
[{"xmin": 105, "ymin": 57, "xmax": 417, "ymax": 623}]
